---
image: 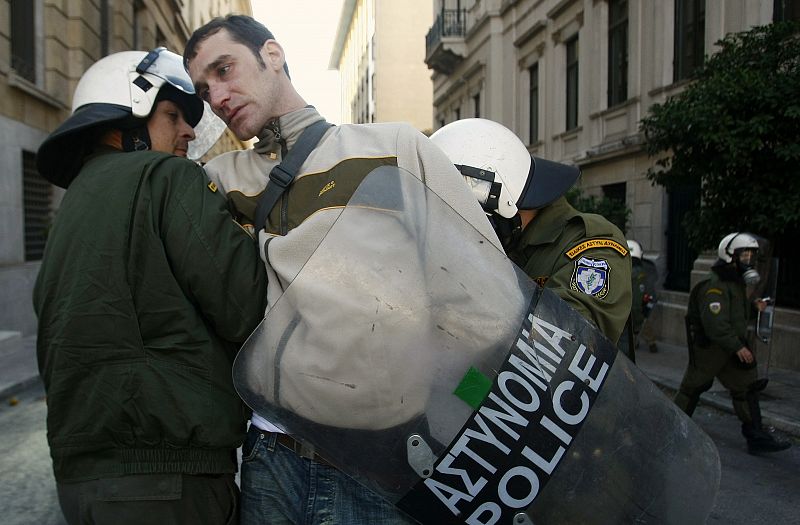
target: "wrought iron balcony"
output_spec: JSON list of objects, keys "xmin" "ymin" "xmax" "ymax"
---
[{"xmin": 425, "ymin": 9, "xmax": 467, "ymax": 75}]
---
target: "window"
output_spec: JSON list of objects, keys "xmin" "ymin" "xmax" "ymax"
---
[
  {"xmin": 10, "ymin": 0, "xmax": 36, "ymax": 83},
  {"xmin": 608, "ymin": 0, "xmax": 628, "ymax": 107},
  {"xmin": 602, "ymin": 182, "xmax": 626, "ymax": 204},
  {"xmin": 23, "ymin": 151, "xmax": 52, "ymax": 261},
  {"xmin": 529, "ymin": 63, "xmax": 539, "ymax": 144},
  {"xmin": 773, "ymin": 0, "xmax": 800, "ymax": 21},
  {"xmin": 674, "ymin": 0, "xmax": 706, "ymax": 82},
  {"xmin": 473, "ymin": 93, "xmax": 480, "ymax": 118},
  {"xmin": 565, "ymin": 36, "xmax": 579, "ymax": 131}
]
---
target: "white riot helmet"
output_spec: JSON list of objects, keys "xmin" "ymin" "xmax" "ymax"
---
[
  {"xmin": 430, "ymin": 118, "xmax": 580, "ymax": 219},
  {"xmin": 627, "ymin": 240, "xmax": 643, "ymax": 259},
  {"xmin": 717, "ymin": 232, "xmax": 761, "ymax": 285},
  {"xmin": 37, "ymin": 48, "xmax": 204, "ymax": 188}
]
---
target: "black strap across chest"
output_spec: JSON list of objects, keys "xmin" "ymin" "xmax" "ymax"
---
[{"xmin": 254, "ymin": 120, "xmax": 333, "ymax": 231}]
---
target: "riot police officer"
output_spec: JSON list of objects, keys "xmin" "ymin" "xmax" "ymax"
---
[
  {"xmin": 676, "ymin": 232, "xmax": 790, "ymax": 454},
  {"xmin": 431, "ymin": 118, "xmax": 632, "ymax": 345},
  {"xmin": 628, "ymin": 239, "xmax": 659, "ymax": 353}
]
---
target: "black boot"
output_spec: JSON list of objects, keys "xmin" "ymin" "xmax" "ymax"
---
[
  {"xmin": 743, "ymin": 424, "xmax": 791, "ymax": 454},
  {"xmin": 742, "ymin": 390, "xmax": 791, "ymax": 455}
]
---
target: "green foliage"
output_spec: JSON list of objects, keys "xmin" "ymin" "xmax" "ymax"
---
[
  {"xmin": 565, "ymin": 188, "xmax": 630, "ymax": 232},
  {"xmin": 640, "ymin": 21, "xmax": 800, "ymax": 250}
]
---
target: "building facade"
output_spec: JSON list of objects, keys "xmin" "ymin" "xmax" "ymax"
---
[
  {"xmin": 330, "ymin": 0, "xmax": 434, "ymax": 133},
  {"xmin": 425, "ymin": 0, "xmax": 800, "ymax": 369},
  {"xmin": 0, "ymin": 0, "xmax": 251, "ymax": 342}
]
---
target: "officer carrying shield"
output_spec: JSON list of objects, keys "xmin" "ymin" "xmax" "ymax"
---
[
  {"xmin": 676, "ymin": 232, "xmax": 791, "ymax": 454},
  {"xmin": 430, "ymin": 119, "xmax": 632, "ymax": 346}
]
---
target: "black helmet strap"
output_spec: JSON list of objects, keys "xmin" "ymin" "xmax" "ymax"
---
[{"xmin": 121, "ymin": 125, "xmax": 151, "ymax": 152}]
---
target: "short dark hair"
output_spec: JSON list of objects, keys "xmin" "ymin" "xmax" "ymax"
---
[{"xmin": 183, "ymin": 14, "xmax": 290, "ymax": 78}]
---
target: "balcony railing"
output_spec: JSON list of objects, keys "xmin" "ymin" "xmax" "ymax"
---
[
  {"xmin": 426, "ymin": 9, "xmax": 467, "ymax": 53},
  {"xmin": 425, "ymin": 9, "xmax": 468, "ymax": 75}
]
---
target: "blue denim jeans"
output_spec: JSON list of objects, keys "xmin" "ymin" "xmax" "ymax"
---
[{"xmin": 240, "ymin": 427, "xmax": 416, "ymax": 525}]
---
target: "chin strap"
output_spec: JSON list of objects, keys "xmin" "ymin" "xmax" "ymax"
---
[
  {"xmin": 121, "ymin": 126, "xmax": 151, "ymax": 152},
  {"xmin": 489, "ymin": 213, "xmax": 523, "ymax": 250}
]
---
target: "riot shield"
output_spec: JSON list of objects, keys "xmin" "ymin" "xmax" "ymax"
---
[
  {"xmin": 755, "ymin": 257, "xmax": 779, "ymax": 385},
  {"xmin": 187, "ymin": 101, "xmax": 228, "ymax": 161},
  {"xmin": 233, "ymin": 166, "xmax": 720, "ymax": 524}
]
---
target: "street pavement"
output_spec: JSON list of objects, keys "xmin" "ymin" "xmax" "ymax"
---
[{"xmin": 3, "ymin": 335, "xmax": 798, "ymax": 437}]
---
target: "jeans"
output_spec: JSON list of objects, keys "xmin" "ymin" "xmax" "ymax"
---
[{"xmin": 240, "ymin": 427, "xmax": 416, "ymax": 525}]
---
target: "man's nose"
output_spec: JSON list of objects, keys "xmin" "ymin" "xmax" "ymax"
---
[{"xmin": 208, "ymin": 84, "xmax": 229, "ymax": 114}]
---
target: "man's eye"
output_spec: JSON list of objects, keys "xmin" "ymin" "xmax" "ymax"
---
[
  {"xmin": 167, "ymin": 112, "xmax": 179, "ymax": 121},
  {"xmin": 218, "ymin": 64, "xmax": 230, "ymax": 77}
]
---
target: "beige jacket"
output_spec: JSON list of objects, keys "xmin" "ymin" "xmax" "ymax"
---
[{"xmin": 205, "ymin": 107, "xmax": 503, "ymax": 429}]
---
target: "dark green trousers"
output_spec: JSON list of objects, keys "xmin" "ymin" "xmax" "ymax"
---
[
  {"xmin": 675, "ymin": 344, "xmax": 757, "ymax": 423},
  {"xmin": 57, "ymin": 473, "xmax": 238, "ymax": 525}
]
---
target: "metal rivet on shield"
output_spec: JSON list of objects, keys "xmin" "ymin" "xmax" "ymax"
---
[
  {"xmin": 407, "ymin": 434, "xmax": 436, "ymax": 478},
  {"xmin": 514, "ymin": 512, "xmax": 534, "ymax": 524}
]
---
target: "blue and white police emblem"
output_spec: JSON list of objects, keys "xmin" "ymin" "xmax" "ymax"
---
[{"xmin": 571, "ymin": 256, "xmax": 610, "ymax": 299}]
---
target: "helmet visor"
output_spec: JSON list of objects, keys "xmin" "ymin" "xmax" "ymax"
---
[
  {"xmin": 137, "ymin": 47, "xmax": 195, "ymax": 95},
  {"xmin": 735, "ymin": 248, "xmax": 757, "ymax": 266}
]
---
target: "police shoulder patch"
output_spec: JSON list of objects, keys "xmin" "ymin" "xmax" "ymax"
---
[
  {"xmin": 708, "ymin": 302, "xmax": 722, "ymax": 315},
  {"xmin": 566, "ymin": 239, "xmax": 628, "ymax": 259},
  {"xmin": 570, "ymin": 256, "xmax": 610, "ymax": 299}
]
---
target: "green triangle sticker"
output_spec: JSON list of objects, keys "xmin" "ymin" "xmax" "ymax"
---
[{"xmin": 453, "ymin": 366, "xmax": 493, "ymax": 410}]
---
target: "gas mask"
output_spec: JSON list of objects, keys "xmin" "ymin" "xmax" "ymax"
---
[{"xmin": 736, "ymin": 249, "xmax": 760, "ymax": 286}]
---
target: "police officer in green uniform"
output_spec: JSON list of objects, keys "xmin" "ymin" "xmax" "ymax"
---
[
  {"xmin": 34, "ymin": 49, "xmax": 268, "ymax": 523},
  {"xmin": 676, "ymin": 232, "xmax": 790, "ymax": 454},
  {"xmin": 628, "ymin": 239, "xmax": 659, "ymax": 353},
  {"xmin": 431, "ymin": 118, "xmax": 631, "ymax": 345}
]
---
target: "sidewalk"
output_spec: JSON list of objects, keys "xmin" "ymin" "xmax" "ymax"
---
[
  {"xmin": 0, "ymin": 335, "xmax": 39, "ymax": 401},
  {"xmin": 2, "ymin": 336, "xmax": 798, "ymax": 437}
]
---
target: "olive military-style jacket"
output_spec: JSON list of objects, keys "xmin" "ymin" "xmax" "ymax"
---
[
  {"xmin": 631, "ymin": 258, "xmax": 658, "ymax": 332},
  {"xmin": 507, "ymin": 197, "xmax": 632, "ymax": 344},
  {"xmin": 34, "ymin": 149, "xmax": 267, "ymax": 482},
  {"xmin": 688, "ymin": 270, "xmax": 750, "ymax": 355}
]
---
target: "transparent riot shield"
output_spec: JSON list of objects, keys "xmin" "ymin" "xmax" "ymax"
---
[
  {"xmin": 187, "ymin": 101, "xmax": 228, "ymax": 161},
  {"xmin": 233, "ymin": 166, "xmax": 720, "ymax": 524},
  {"xmin": 755, "ymin": 257, "xmax": 779, "ymax": 386},
  {"xmin": 756, "ymin": 258, "xmax": 779, "ymax": 343}
]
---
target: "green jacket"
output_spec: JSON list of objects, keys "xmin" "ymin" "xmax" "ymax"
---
[
  {"xmin": 33, "ymin": 149, "xmax": 267, "ymax": 482},
  {"xmin": 688, "ymin": 270, "xmax": 749, "ymax": 355},
  {"xmin": 507, "ymin": 197, "xmax": 632, "ymax": 344},
  {"xmin": 631, "ymin": 258, "xmax": 658, "ymax": 331}
]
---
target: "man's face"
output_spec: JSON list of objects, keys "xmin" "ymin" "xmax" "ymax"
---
[
  {"xmin": 147, "ymin": 100, "xmax": 195, "ymax": 157},
  {"xmin": 187, "ymin": 30, "xmax": 279, "ymax": 140}
]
